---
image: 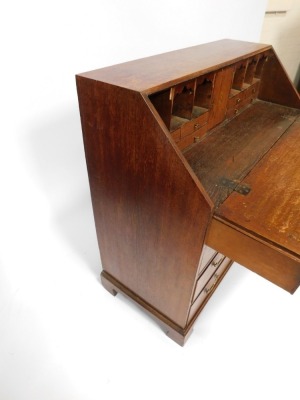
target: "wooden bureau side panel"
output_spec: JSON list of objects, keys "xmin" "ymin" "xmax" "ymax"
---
[
  {"xmin": 207, "ymin": 218, "xmax": 300, "ymax": 294},
  {"xmin": 259, "ymin": 49, "xmax": 300, "ymax": 109},
  {"xmin": 76, "ymin": 77, "xmax": 212, "ymax": 327}
]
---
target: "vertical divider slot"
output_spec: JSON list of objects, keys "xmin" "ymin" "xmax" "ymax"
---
[
  {"xmin": 172, "ymin": 79, "xmax": 196, "ymax": 119},
  {"xmin": 255, "ymin": 54, "xmax": 268, "ymax": 78},
  {"xmin": 193, "ymin": 73, "xmax": 215, "ymax": 118},
  {"xmin": 149, "ymin": 88, "xmax": 173, "ymax": 130},
  {"xmin": 244, "ymin": 58, "xmax": 258, "ymax": 85},
  {"xmin": 232, "ymin": 61, "xmax": 247, "ymax": 91}
]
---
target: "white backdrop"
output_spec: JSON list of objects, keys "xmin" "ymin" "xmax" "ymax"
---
[{"xmin": 1, "ymin": 1, "xmax": 299, "ymax": 399}]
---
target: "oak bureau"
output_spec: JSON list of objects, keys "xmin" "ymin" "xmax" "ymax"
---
[{"xmin": 76, "ymin": 39, "xmax": 300, "ymax": 345}]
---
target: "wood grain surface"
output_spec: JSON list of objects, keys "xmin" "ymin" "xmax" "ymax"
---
[
  {"xmin": 217, "ymin": 116, "xmax": 300, "ymax": 257},
  {"xmin": 78, "ymin": 40, "xmax": 271, "ymax": 93},
  {"xmin": 184, "ymin": 101, "xmax": 300, "ymax": 207},
  {"xmin": 76, "ymin": 77, "xmax": 212, "ymax": 327},
  {"xmin": 207, "ymin": 218, "xmax": 300, "ymax": 293}
]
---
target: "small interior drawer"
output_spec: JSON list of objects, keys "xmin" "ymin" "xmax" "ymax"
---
[
  {"xmin": 226, "ymin": 96, "xmax": 253, "ymax": 119},
  {"xmin": 227, "ymin": 91, "xmax": 245, "ymax": 109},
  {"xmin": 177, "ymin": 123, "xmax": 208, "ymax": 150},
  {"xmin": 181, "ymin": 111, "xmax": 209, "ymax": 138},
  {"xmin": 227, "ymin": 79, "xmax": 260, "ymax": 111},
  {"xmin": 189, "ymin": 257, "xmax": 232, "ymax": 321},
  {"xmin": 193, "ymin": 253, "xmax": 225, "ymax": 301}
]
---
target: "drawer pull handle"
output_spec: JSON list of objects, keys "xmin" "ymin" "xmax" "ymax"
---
[
  {"xmin": 234, "ymin": 109, "xmax": 239, "ymax": 114},
  {"xmin": 236, "ymin": 98, "xmax": 241, "ymax": 104},
  {"xmin": 194, "ymin": 136, "xmax": 201, "ymax": 143},
  {"xmin": 212, "ymin": 259, "xmax": 222, "ymax": 268},
  {"xmin": 194, "ymin": 123, "xmax": 201, "ymax": 130},
  {"xmin": 204, "ymin": 274, "xmax": 220, "ymax": 294}
]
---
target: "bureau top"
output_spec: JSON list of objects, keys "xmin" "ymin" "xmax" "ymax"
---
[{"xmin": 77, "ymin": 39, "xmax": 271, "ymax": 94}]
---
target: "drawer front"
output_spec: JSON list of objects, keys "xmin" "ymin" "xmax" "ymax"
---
[
  {"xmin": 189, "ymin": 257, "xmax": 232, "ymax": 321},
  {"xmin": 227, "ymin": 91, "xmax": 245, "ymax": 109},
  {"xmin": 243, "ymin": 79, "xmax": 260, "ymax": 101},
  {"xmin": 177, "ymin": 123, "xmax": 208, "ymax": 150},
  {"xmin": 181, "ymin": 112, "xmax": 209, "ymax": 137},
  {"xmin": 198, "ymin": 245, "xmax": 217, "ymax": 276},
  {"xmin": 193, "ymin": 253, "xmax": 225, "ymax": 301},
  {"xmin": 227, "ymin": 79, "xmax": 260, "ymax": 110},
  {"xmin": 226, "ymin": 96, "xmax": 253, "ymax": 119}
]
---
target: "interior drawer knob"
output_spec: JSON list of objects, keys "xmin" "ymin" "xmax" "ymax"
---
[
  {"xmin": 236, "ymin": 98, "xmax": 241, "ymax": 104},
  {"xmin": 194, "ymin": 123, "xmax": 201, "ymax": 130}
]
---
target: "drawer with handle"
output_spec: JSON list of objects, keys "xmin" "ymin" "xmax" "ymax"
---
[
  {"xmin": 181, "ymin": 111, "xmax": 209, "ymax": 138},
  {"xmin": 226, "ymin": 96, "xmax": 253, "ymax": 119},
  {"xmin": 193, "ymin": 252, "xmax": 225, "ymax": 301},
  {"xmin": 189, "ymin": 257, "xmax": 232, "ymax": 321},
  {"xmin": 227, "ymin": 91, "xmax": 245, "ymax": 110},
  {"xmin": 177, "ymin": 123, "xmax": 208, "ymax": 150}
]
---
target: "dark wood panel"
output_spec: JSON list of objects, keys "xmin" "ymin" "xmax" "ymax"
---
[
  {"xmin": 184, "ymin": 101, "xmax": 300, "ymax": 206},
  {"xmin": 207, "ymin": 218, "xmax": 300, "ymax": 294},
  {"xmin": 217, "ymin": 117, "xmax": 300, "ymax": 257},
  {"xmin": 76, "ymin": 77, "xmax": 212, "ymax": 327},
  {"xmin": 259, "ymin": 50, "xmax": 300, "ymax": 109},
  {"xmin": 149, "ymin": 89, "xmax": 172, "ymax": 129}
]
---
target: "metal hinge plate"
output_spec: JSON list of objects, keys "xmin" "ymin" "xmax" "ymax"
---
[{"xmin": 220, "ymin": 177, "xmax": 251, "ymax": 195}]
